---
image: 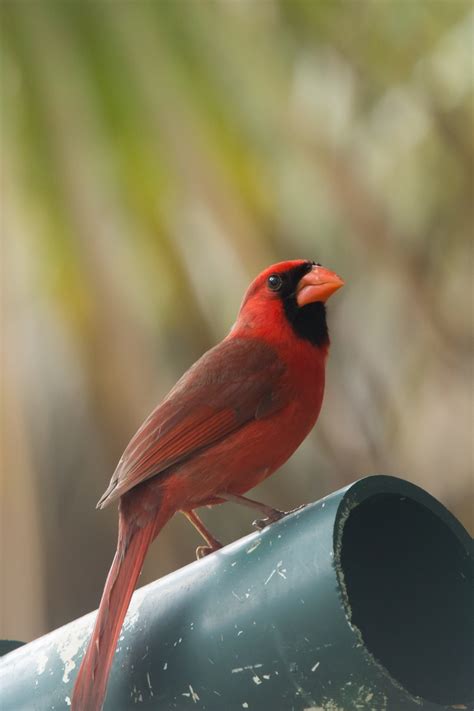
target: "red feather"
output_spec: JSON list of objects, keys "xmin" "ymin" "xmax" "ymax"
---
[
  {"xmin": 72, "ymin": 499, "xmax": 173, "ymax": 710},
  {"xmin": 97, "ymin": 338, "xmax": 286, "ymax": 507}
]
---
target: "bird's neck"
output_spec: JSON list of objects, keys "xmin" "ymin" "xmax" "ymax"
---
[{"xmin": 232, "ymin": 300, "xmax": 330, "ymax": 353}]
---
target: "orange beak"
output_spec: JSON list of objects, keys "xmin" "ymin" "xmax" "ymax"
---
[{"xmin": 296, "ymin": 264, "xmax": 344, "ymax": 306}]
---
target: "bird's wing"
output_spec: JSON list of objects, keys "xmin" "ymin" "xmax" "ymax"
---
[{"xmin": 97, "ymin": 337, "xmax": 287, "ymax": 507}]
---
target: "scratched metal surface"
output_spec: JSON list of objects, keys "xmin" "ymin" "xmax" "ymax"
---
[{"xmin": 0, "ymin": 476, "xmax": 471, "ymax": 711}]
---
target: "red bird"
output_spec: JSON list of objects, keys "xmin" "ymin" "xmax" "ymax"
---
[{"xmin": 72, "ymin": 259, "xmax": 343, "ymax": 710}]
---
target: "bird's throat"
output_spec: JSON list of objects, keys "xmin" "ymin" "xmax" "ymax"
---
[{"xmin": 283, "ymin": 300, "xmax": 329, "ymax": 348}]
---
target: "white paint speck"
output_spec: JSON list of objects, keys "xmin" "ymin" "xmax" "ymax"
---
[
  {"xmin": 163, "ymin": 662, "xmax": 168, "ymax": 670},
  {"xmin": 242, "ymin": 704, "xmax": 249, "ymax": 709},
  {"xmin": 232, "ymin": 663, "xmax": 263, "ymax": 674},
  {"xmin": 246, "ymin": 540, "xmax": 261, "ymax": 554},
  {"xmin": 146, "ymin": 672, "xmax": 153, "ymax": 695},
  {"xmin": 188, "ymin": 685, "xmax": 200, "ymax": 702},
  {"xmin": 311, "ymin": 661, "xmax": 320, "ymax": 672},
  {"xmin": 252, "ymin": 675, "xmax": 262, "ymax": 685},
  {"xmin": 65, "ymin": 697, "xmax": 71, "ymax": 707},
  {"xmin": 264, "ymin": 569, "xmax": 276, "ymax": 585},
  {"xmin": 265, "ymin": 560, "xmax": 287, "ymax": 584}
]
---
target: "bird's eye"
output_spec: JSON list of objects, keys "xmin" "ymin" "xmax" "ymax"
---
[{"xmin": 267, "ymin": 274, "xmax": 283, "ymax": 291}]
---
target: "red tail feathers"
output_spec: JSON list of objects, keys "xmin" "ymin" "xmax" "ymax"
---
[{"xmin": 71, "ymin": 510, "xmax": 170, "ymax": 711}]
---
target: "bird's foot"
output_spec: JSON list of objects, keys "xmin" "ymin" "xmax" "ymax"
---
[
  {"xmin": 196, "ymin": 543, "xmax": 223, "ymax": 560},
  {"xmin": 252, "ymin": 504, "xmax": 307, "ymax": 531},
  {"xmin": 252, "ymin": 508, "xmax": 284, "ymax": 530}
]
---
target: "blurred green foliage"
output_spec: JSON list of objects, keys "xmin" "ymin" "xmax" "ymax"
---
[{"xmin": 1, "ymin": 0, "xmax": 472, "ymax": 642}]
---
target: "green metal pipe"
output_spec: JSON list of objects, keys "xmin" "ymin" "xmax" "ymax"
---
[{"xmin": 1, "ymin": 475, "xmax": 472, "ymax": 710}]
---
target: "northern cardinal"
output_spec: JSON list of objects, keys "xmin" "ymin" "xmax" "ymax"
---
[{"xmin": 72, "ymin": 259, "xmax": 343, "ymax": 710}]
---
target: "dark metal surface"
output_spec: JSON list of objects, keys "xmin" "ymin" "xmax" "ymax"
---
[{"xmin": 0, "ymin": 475, "xmax": 472, "ymax": 710}]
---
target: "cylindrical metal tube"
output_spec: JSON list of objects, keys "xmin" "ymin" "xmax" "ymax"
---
[{"xmin": 1, "ymin": 475, "xmax": 472, "ymax": 710}]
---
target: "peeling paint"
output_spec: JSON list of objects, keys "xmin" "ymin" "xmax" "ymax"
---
[
  {"xmin": 57, "ymin": 624, "xmax": 89, "ymax": 684},
  {"xmin": 122, "ymin": 590, "xmax": 145, "ymax": 632},
  {"xmin": 36, "ymin": 651, "xmax": 48, "ymax": 675}
]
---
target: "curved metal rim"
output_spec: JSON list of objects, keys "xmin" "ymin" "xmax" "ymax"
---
[{"xmin": 332, "ymin": 474, "xmax": 472, "ymax": 709}]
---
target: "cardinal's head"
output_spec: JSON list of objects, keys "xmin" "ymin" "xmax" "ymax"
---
[{"xmin": 234, "ymin": 259, "xmax": 344, "ymax": 348}]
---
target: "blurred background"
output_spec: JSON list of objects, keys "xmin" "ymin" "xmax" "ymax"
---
[{"xmin": 1, "ymin": 0, "xmax": 472, "ymax": 644}]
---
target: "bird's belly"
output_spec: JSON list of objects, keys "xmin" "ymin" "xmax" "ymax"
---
[{"xmin": 163, "ymin": 398, "xmax": 321, "ymax": 509}]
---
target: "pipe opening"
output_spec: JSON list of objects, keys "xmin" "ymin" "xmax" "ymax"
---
[{"xmin": 339, "ymin": 493, "xmax": 473, "ymax": 706}]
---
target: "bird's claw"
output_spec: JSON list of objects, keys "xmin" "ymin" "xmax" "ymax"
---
[
  {"xmin": 195, "ymin": 544, "xmax": 222, "ymax": 560},
  {"xmin": 252, "ymin": 517, "xmax": 273, "ymax": 530},
  {"xmin": 251, "ymin": 509, "xmax": 284, "ymax": 530},
  {"xmin": 252, "ymin": 504, "xmax": 307, "ymax": 531}
]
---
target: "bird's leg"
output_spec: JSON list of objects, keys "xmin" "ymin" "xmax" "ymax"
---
[
  {"xmin": 183, "ymin": 510, "xmax": 224, "ymax": 559},
  {"xmin": 218, "ymin": 492, "xmax": 289, "ymax": 530}
]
